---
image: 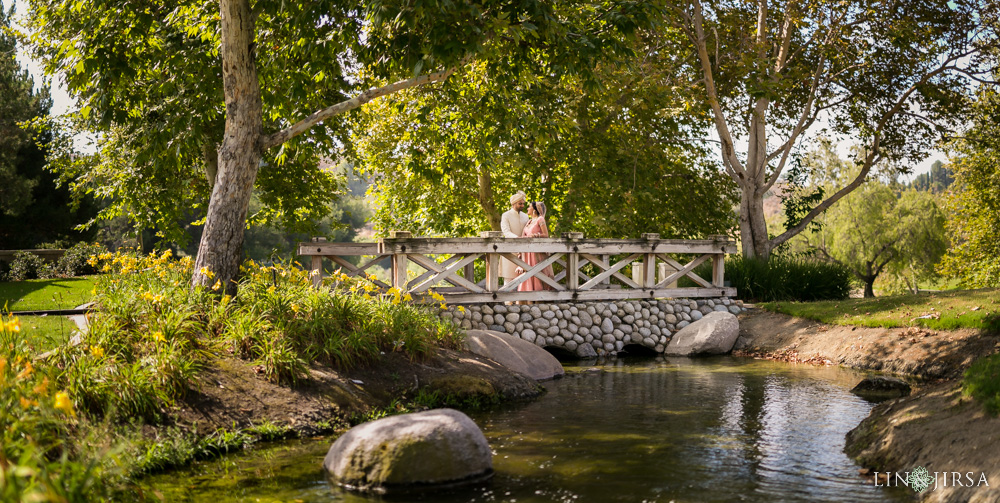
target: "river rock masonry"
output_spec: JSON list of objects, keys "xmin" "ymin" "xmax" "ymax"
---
[{"xmin": 439, "ymin": 298, "xmax": 746, "ymax": 356}]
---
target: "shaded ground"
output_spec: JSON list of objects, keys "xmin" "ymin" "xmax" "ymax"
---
[
  {"xmin": 167, "ymin": 347, "xmax": 543, "ymax": 436},
  {"xmin": 734, "ymin": 310, "xmax": 1000, "ymax": 379},
  {"xmin": 737, "ymin": 309, "xmax": 1000, "ymax": 502}
]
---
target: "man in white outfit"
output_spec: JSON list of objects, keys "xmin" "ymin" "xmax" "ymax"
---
[{"xmin": 500, "ymin": 190, "xmax": 529, "ymax": 284}]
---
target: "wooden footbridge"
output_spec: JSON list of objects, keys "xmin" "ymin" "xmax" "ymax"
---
[{"xmin": 299, "ymin": 232, "xmax": 737, "ymax": 304}]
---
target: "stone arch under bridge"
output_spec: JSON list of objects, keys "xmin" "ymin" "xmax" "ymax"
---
[{"xmin": 440, "ymin": 298, "xmax": 746, "ymax": 358}]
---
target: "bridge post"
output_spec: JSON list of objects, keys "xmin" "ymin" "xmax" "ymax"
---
[
  {"xmin": 480, "ymin": 231, "xmax": 503, "ymax": 295},
  {"xmin": 389, "ymin": 231, "xmax": 411, "ymax": 291},
  {"xmin": 709, "ymin": 234, "xmax": 727, "ymax": 287},
  {"xmin": 641, "ymin": 233, "xmax": 659, "ymax": 289},
  {"xmin": 309, "ymin": 237, "xmax": 326, "ymax": 288},
  {"xmin": 562, "ymin": 232, "xmax": 584, "ymax": 292}
]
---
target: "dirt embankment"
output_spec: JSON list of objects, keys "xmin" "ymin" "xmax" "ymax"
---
[
  {"xmin": 166, "ymin": 347, "xmax": 542, "ymax": 436},
  {"xmin": 737, "ymin": 310, "xmax": 1000, "ymax": 502}
]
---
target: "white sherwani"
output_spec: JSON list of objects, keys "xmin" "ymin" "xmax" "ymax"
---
[{"xmin": 500, "ymin": 208, "xmax": 529, "ymax": 280}]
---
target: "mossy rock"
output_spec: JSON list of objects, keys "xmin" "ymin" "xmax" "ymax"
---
[
  {"xmin": 323, "ymin": 408, "xmax": 493, "ymax": 493},
  {"xmin": 428, "ymin": 375, "xmax": 496, "ymax": 399}
]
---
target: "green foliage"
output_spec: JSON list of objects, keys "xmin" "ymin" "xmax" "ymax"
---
[
  {"xmin": 789, "ymin": 141, "xmax": 950, "ymax": 297},
  {"xmin": 670, "ymin": 0, "xmax": 996, "ymax": 259},
  {"xmin": 939, "ymin": 85, "xmax": 1000, "ymax": 288},
  {"xmin": 0, "ymin": 247, "xmax": 471, "ymax": 500},
  {"xmin": 22, "ymin": 0, "xmax": 655, "ymax": 249},
  {"xmin": 963, "ymin": 354, "xmax": 1000, "ymax": 416},
  {"xmin": 7, "ymin": 250, "xmax": 48, "ymax": 281},
  {"xmin": 130, "ymin": 426, "xmax": 256, "ymax": 476},
  {"xmin": 55, "ymin": 242, "xmax": 107, "ymax": 277},
  {"xmin": 0, "ymin": 316, "xmax": 120, "ymax": 502},
  {"xmin": 0, "ymin": 6, "xmax": 99, "ymax": 249},
  {"xmin": 909, "ymin": 161, "xmax": 954, "ymax": 194},
  {"xmin": 714, "ymin": 255, "xmax": 852, "ymax": 303},
  {"xmin": 0, "ymin": 4, "xmax": 45, "ymax": 217},
  {"xmin": 351, "ymin": 26, "xmax": 737, "ymax": 239},
  {"xmin": 758, "ymin": 288, "xmax": 1000, "ymax": 331}
]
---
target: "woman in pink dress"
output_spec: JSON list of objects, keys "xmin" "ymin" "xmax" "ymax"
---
[{"xmin": 517, "ymin": 201, "xmax": 555, "ymax": 293}]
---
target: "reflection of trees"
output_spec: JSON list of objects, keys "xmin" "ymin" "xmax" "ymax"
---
[{"xmin": 737, "ymin": 373, "xmax": 768, "ymax": 480}]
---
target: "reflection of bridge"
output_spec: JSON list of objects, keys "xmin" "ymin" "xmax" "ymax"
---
[{"xmin": 299, "ymin": 232, "xmax": 737, "ymax": 304}]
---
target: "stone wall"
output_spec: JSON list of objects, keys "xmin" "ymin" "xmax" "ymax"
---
[{"xmin": 440, "ymin": 298, "xmax": 746, "ymax": 357}]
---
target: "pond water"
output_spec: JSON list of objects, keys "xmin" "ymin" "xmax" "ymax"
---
[{"xmin": 140, "ymin": 356, "xmax": 911, "ymax": 502}]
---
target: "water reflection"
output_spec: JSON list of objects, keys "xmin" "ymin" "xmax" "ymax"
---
[{"xmin": 139, "ymin": 357, "xmax": 910, "ymax": 503}]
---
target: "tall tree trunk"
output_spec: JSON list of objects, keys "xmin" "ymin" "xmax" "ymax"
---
[
  {"xmin": 192, "ymin": 0, "xmax": 262, "ymax": 295},
  {"xmin": 739, "ymin": 180, "xmax": 771, "ymax": 260},
  {"xmin": 863, "ymin": 277, "xmax": 876, "ymax": 298}
]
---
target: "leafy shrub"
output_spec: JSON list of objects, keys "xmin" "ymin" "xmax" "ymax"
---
[
  {"xmin": 685, "ymin": 255, "xmax": 852, "ymax": 302},
  {"xmin": 0, "ymin": 315, "xmax": 119, "ymax": 502},
  {"xmin": 7, "ymin": 250, "xmax": 46, "ymax": 281},
  {"xmin": 57, "ymin": 242, "xmax": 107, "ymax": 277},
  {"xmin": 963, "ymin": 354, "xmax": 1000, "ymax": 416}
]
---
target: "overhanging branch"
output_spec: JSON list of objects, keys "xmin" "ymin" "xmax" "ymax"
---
[{"xmin": 261, "ymin": 61, "xmax": 468, "ymax": 150}]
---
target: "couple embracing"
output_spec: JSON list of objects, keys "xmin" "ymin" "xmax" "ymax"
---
[{"xmin": 500, "ymin": 190, "xmax": 554, "ymax": 292}]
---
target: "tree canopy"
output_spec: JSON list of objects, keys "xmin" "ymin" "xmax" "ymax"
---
[
  {"xmin": 669, "ymin": 0, "xmax": 998, "ymax": 259},
  {"xmin": 788, "ymin": 140, "xmax": 949, "ymax": 297},
  {"xmin": 939, "ymin": 83, "xmax": 1000, "ymax": 287},
  {"xmin": 0, "ymin": 3, "xmax": 46, "ymax": 218},
  {"xmin": 23, "ymin": 0, "xmax": 655, "ymax": 291},
  {"xmin": 349, "ymin": 26, "xmax": 737, "ymax": 240},
  {"xmin": 0, "ymin": 4, "xmax": 100, "ymax": 248}
]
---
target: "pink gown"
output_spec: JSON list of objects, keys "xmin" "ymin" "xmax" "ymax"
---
[{"xmin": 517, "ymin": 217, "xmax": 555, "ymax": 292}]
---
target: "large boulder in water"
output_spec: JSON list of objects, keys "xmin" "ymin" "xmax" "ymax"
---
[
  {"xmin": 851, "ymin": 376, "xmax": 911, "ymax": 400},
  {"xmin": 663, "ymin": 311, "xmax": 740, "ymax": 356},
  {"xmin": 323, "ymin": 408, "xmax": 493, "ymax": 493},
  {"xmin": 463, "ymin": 330, "xmax": 565, "ymax": 380}
]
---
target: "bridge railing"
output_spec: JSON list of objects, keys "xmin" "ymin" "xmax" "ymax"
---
[{"xmin": 298, "ymin": 232, "xmax": 737, "ymax": 303}]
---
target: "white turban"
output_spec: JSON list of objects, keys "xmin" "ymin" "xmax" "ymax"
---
[{"xmin": 510, "ymin": 191, "xmax": 526, "ymax": 205}]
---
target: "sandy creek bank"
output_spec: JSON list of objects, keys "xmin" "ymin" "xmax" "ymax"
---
[{"xmin": 735, "ymin": 310, "xmax": 1000, "ymax": 502}]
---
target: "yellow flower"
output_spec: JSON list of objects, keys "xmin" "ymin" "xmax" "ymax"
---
[
  {"xmin": 0, "ymin": 357, "xmax": 6, "ymax": 376},
  {"xmin": 5, "ymin": 316, "xmax": 22, "ymax": 333},
  {"xmin": 221, "ymin": 295, "xmax": 232, "ymax": 304},
  {"xmin": 267, "ymin": 285, "xmax": 276, "ymax": 294},
  {"xmin": 152, "ymin": 331, "xmax": 166, "ymax": 343},
  {"xmin": 402, "ymin": 293, "xmax": 413, "ymax": 302},
  {"xmin": 212, "ymin": 280, "xmax": 222, "ymax": 291},
  {"xmin": 199, "ymin": 267, "xmax": 215, "ymax": 279},
  {"xmin": 90, "ymin": 346, "xmax": 104, "ymax": 358},
  {"xmin": 20, "ymin": 397, "xmax": 37, "ymax": 409},
  {"xmin": 430, "ymin": 291, "xmax": 445, "ymax": 303},
  {"xmin": 439, "ymin": 303, "xmax": 447, "ymax": 310},
  {"xmin": 291, "ymin": 303, "xmax": 300, "ymax": 313},
  {"xmin": 457, "ymin": 306, "xmax": 465, "ymax": 313},
  {"xmin": 54, "ymin": 392, "xmax": 75, "ymax": 417}
]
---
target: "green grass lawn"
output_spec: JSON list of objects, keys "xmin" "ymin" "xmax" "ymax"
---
[
  {"xmin": 0, "ymin": 276, "xmax": 97, "ymax": 311},
  {"xmin": 759, "ymin": 288, "xmax": 1000, "ymax": 331},
  {"xmin": 17, "ymin": 315, "xmax": 80, "ymax": 352}
]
